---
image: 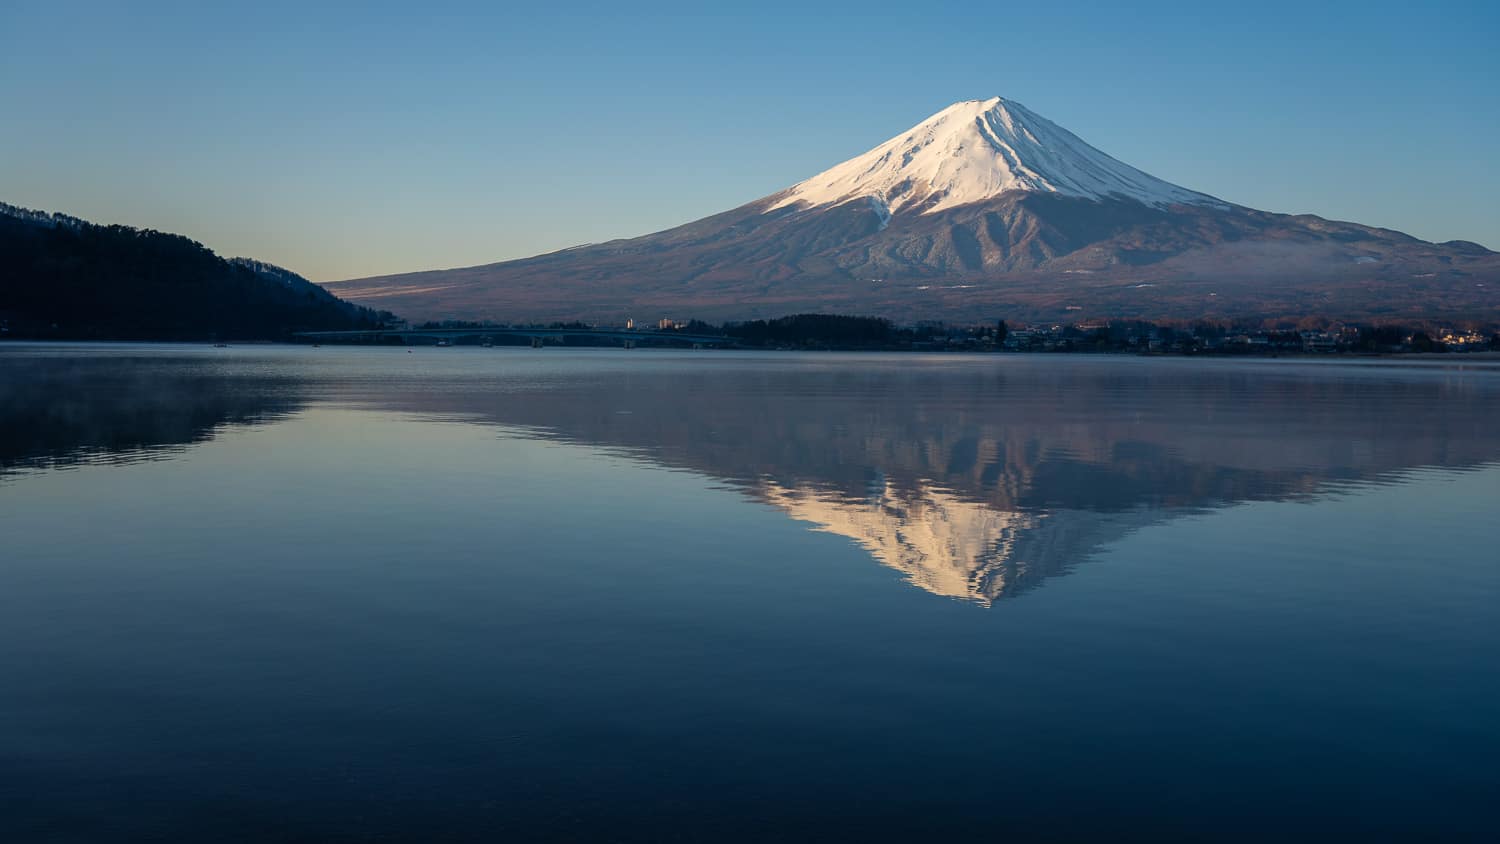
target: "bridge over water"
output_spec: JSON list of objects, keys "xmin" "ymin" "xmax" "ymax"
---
[{"xmin": 294, "ymin": 327, "xmax": 733, "ymax": 348}]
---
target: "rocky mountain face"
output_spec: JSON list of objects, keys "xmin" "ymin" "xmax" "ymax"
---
[{"xmin": 328, "ymin": 98, "xmax": 1498, "ymax": 324}]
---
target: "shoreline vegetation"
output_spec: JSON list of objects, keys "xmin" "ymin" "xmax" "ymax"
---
[{"xmin": 5, "ymin": 312, "xmax": 1498, "ymax": 357}]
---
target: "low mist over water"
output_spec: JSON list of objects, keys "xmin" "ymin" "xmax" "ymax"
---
[{"xmin": 2, "ymin": 344, "xmax": 1497, "ymax": 841}]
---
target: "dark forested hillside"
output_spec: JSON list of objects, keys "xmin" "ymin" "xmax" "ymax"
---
[{"xmin": 0, "ymin": 204, "xmax": 393, "ymax": 340}]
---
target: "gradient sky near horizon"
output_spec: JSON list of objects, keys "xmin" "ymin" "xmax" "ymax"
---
[{"xmin": 2, "ymin": 0, "xmax": 1496, "ymax": 281}]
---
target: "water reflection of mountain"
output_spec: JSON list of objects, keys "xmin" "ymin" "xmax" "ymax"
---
[
  {"xmin": 376, "ymin": 358, "xmax": 1500, "ymax": 604},
  {"xmin": 762, "ymin": 479, "xmax": 1166, "ymax": 604},
  {"xmin": 5, "ymin": 351, "xmax": 1496, "ymax": 604},
  {"xmin": 0, "ymin": 354, "xmax": 305, "ymax": 476}
]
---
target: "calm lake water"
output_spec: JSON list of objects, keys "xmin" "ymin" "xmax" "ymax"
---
[{"xmin": 2, "ymin": 343, "xmax": 1497, "ymax": 842}]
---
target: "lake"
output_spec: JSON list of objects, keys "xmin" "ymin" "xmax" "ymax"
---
[{"xmin": 1, "ymin": 344, "xmax": 1497, "ymax": 842}]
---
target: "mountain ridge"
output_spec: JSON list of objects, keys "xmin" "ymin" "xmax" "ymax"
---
[
  {"xmin": 0, "ymin": 201, "xmax": 392, "ymax": 340},
  {"xmin": 328, "ymin": 94, "xmax": 1498, "ymax": 324}
]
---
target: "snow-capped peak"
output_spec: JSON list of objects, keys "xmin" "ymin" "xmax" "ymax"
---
[{"xmin": 770, "ymin": 97, "xmax": 1223, "ymax": 216}]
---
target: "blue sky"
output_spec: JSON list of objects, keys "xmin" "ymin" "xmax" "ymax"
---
[{"xmin": 2, "ymin": 0, "xmax": 1496, "ymax": 280}]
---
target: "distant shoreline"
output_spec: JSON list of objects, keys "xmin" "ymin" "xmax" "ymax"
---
[{"xmin": 5, "ymin": 337, "xmax": 1499, "ymax": 362}]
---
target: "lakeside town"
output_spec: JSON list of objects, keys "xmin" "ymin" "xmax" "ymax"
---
[{"xmin": 392, "ymin": 314, "xmax": 1500, "ymax": 355}]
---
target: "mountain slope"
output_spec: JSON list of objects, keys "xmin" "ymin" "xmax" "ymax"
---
[
  {"xmin": 0, "ymin": 202, "xmax": 392, "ymax": 340},
  {"xmin": 330, "ymin": 98, "xmax": 1500, "ymax": 324}
]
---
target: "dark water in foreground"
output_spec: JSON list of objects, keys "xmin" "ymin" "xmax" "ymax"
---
[{"xmin": 1, "ymin": 344, "xmax": 1497, "ymax": 842}]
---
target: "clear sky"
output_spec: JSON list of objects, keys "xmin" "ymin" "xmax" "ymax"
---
[{"xmin": 2, "ymin": 0, "xmax": 1496, "ymax": 281}]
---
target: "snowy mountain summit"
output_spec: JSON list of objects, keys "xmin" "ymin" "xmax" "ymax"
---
[{"xmin": 771, "ymin": 97, "xmax": 1224, "ymax": 216}]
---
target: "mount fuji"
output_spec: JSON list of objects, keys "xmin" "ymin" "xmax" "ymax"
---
[{"xmin": 330, "ymin": 97, "xmax": 1498, "ymax": 324}]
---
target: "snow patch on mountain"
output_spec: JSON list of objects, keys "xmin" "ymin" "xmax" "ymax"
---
[{"xmin": 770, "ymin": 97, "xmax": 1225, "ymax": 216}]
